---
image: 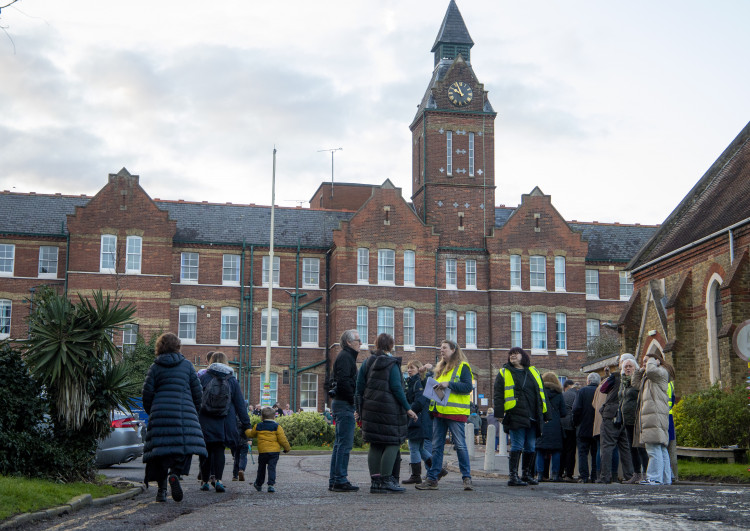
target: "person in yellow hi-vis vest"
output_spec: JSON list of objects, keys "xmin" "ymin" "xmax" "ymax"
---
[
  {"xmin": 415, "ymin": 339, "xmax": 475, "ymax": 491},
  {"xmin": 493, "ymin": 347, "xmax": 549, "ymax": 487}
]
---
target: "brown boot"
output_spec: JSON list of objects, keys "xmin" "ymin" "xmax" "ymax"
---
[{"xmin": 402, "ymin": 463, "xmax": 422, "ymax": 484}]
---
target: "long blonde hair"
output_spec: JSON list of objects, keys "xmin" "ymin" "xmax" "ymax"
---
[{"xmin": 435, "ymin": 339, "xmax": 469, "ymax": 379}]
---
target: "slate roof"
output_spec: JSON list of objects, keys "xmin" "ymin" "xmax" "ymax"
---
[
  {"xmin": 431, "ymin": 0, "xmax": 474, "ymax": 52},
  {"xmin": 628, "ymin": 121, "xmax": 750, "ymax": 270},
  {"xmin": 0, "ymin": 193, "xmax": 89, "ymax": 235}
]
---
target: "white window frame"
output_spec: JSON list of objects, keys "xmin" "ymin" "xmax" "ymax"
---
[
  {"xmin": 446, "ymin": 258, "xmax": 457, "ymax": 289},
  {"xmin": 125, "ymin": 236, "xmax": 142, "ymax": 274},
  {"xmin": 403, "ymin": 308, "xmax": 415, "ymax": 351},
  {"xmin": 446, "ymin": 310, "xmax": 457, "ymax": 342},
  {"xmin": 403, "ymin": 250, "xmax": 415, "ymax": 286},
  {"xmin": 300, "ymin": 373, "xmax": 318, "ymax": 411},
  {"xmin": 0, "ymin": 299, "xmax": 10, "ymax": 339},
  {"xmin": 223, "ymin": 254, "xmax": 240, "ymax": 286},
  {"xmin": 260, "ymin": 372, "xmax": 278, "ymax": 405},
  {"xmin": 262, "ymin": 255, "xmax": 280, "ymax": 287},
  {"xmin": 178, "ymin": 305, "xmax": 197, "ymax": 344},
  {"xmin": 586, "ymin": 269, "xmax": 599, "ymax": 299},
  {"xmin": 465, "ymin": 259, "xmax": 477, "ymax": 290},
  {"xmin": 122, "ymin": 323, "xmax": 138, "ymax": 354},
  {"xmin": 555, "ymin": 313, "xmax": 567, "ymax": 354},
  {"xmin": 357, "ymin": 306, "xmax": 369, "ymax": 349},
  {"xmin": 180, "ymin": 252, "xmax": 199, "ymax": 284},
  {"xmin": 378, "ymin": 249, "xmax": 395, "ymax": 285},
  {"xmin": 446, "ymin": 131, "xmax": 453, "ymax": 176},
  {"xmin": 510, "ymin": 254, "xmax": 521, "ymax": 290},
  {"xmin": 221, "ymin": 307, "xmax": 239, "ymax": 345},
  {"xmin": 554, "ymin": 256, "xmax": 566, "ymax": 292},
  {"xmin": 530, "ymin": 255, "xmax": 546, "ymax": 291},
  {"xmin": 377, "ymin": 306, "xmax": 394, "ymax": 338},
  {"xmin": 0, "ymin": 244, "xmax": 14, "ymax": 276},
  {"xmin": 301, "ymin": 310, "xmax": 319, "ymax": 347},
  {"xmin": 302, "ymin": 258, "xmax": 320, "ymax": 288},
  {"xmin": 100, "ymin": 235, "xmax": 116, "ymax": 273},
  {"xmin": 38, "ymin": 246, "xmax": 59, "ymax": 278},
  {"xmin": 619, "ymin": 271, "xmax": 634, "ymax": 300},
  {"xmin": 465, "ymin": 311, "xmax": 477, "ymax": 349},
  {"xmin": 357, "ymin": 248, "xmax": 369, "ymax": 284},
  {"xmin": 261, "ymin": 308, "xmax": 279, "ymax": 346},
  {"xmin": 511, "ymin": 311, "xmax": 522, "ymax": 348},
  {"xmin": 531, "ymin": 312, "xmax": 548, "ymax": 354},
  {"xmin": 468, "ymin": 132, "xmax": 475, "ymax": 177},
  {"xmin": 586, "ymin": 319, "xmax": 600, "ymax": 346}
]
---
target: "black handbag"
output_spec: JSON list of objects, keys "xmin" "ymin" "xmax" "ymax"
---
[{"xmin": 613, "ymin": 407, "xmax": 623, "ymax": 427}]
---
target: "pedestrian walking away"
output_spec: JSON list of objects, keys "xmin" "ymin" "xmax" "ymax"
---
[{"xmin": 248, "ymin": 407, "xmax": 291, "ymax": 492}]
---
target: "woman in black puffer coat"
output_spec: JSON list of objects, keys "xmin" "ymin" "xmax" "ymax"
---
[
  {"xmin": 355, "ymin": 333, "xmax": 417, "ymax": 494},
  {"xmin": 535, "ymin": 372, "xmax": 567, "ymax": 482},
  {"xmin": 142, "ymin": 333, "xmax": 207, "ymax": 503}
]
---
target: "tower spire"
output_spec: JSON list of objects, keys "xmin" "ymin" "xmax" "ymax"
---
[{"xmin": 431, "ymin": 0, "xmax": 474, "ymax": 66}]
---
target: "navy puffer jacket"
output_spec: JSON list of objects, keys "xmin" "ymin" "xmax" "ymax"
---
[
  {"xmin": 142, "ymin": 352, "xmax": 207, "ymax": 461},
  {"xmin": 199, "ymin": 363, "xmax": 252, "ymax": 448}
]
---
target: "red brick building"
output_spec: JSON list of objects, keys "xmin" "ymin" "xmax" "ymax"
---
[
  {"xmin": 620, "ymin": 121, "xmax": 750, "ymax": 395},
  {"xmin": 0, "ymin": 1, "xmax": 656, "ymax": 411}
]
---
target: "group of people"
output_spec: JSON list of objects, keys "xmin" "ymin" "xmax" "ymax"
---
[
  {"xmin": 141, "ymin": 334, "xmax": 290, "ymax": 503},
  {"xmin": 328, "ymin": 330, "xmax": 475, "ymax": 493}
]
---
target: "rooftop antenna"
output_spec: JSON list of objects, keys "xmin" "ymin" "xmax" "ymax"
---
[{"xmin": 318, "ymin": 147, "xmax": 342, "ymax": 198}]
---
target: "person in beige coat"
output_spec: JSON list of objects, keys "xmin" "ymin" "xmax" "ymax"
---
[{"xmin": 632, "ymin": 350, "xmax": 675, "ymax": 485}]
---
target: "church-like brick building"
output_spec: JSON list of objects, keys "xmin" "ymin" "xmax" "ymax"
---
[{"xmin": 0, "ymin": 1, "xmax": 657, "ymax": 411}]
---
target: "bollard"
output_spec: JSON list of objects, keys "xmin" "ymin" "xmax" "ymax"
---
[
  {"xmin": 465, "ymin": 422, "xmax": 475, "ymax": 458},
  {"xmin": 484, "ymin": 424, "xmax": 497, "ymax": 471},
  {"xmin": 498, "ymin": 428, "xmax": 508, "ymax": 456}
]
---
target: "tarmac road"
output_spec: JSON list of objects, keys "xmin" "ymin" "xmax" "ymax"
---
[{"xmin": 17, "ymin": 453, "xmax": 750, "ymax": 530}]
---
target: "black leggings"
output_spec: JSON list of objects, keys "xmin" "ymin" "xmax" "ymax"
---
[
  {"xmin": 201, "ymin": 442, "xmax": 226, "ymax": 482},
  {"xmin": 625, "ymin": 424, "xmax": 649, "ymax": 473}
]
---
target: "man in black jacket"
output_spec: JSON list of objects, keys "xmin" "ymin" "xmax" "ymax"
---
[
  {"xmin": 572, "ymin": 372, "xmax": 600, "ymax": 483},
  {"xmin": 328, "ymin": 329, "xmax": 361, "ymax": 492}
]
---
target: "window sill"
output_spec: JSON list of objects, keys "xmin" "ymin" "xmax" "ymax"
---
[
  {"xmin": 38, "ymin": 273, "xmax": 58, "ymax": 279},
  {"xmin": 303, "ymin": 284, "xmax": 320, "ymax": 289},
  {"xmin": 300, "ymin": 342, "xmax": 319, "ymax": 348},
  {"xmin": 378, "ymin": 280, "xmax": 395, "ymax": 286},
  {"xmin": 531, "ymin": 348, "xmax": 548, "ymax": 356},
  {"xmin": 100, "ymin": 269, "xmax": 115, "ymax": 274},
  {"xmin": 180, "ymin": 338, "xmax": 196, "ymax": 345},
  {"xmin": 260, "ymin": 342, "xmax": 279, "ymax": 347},
  {"xmin": 125, "ymin": 270, "xmax": 141, "ymax": 275},
  {"xmin": 465, "ymin": 286, "xmax": 477, "ymax": 291},
  {"xmin": 555, "ymin": 349, "xmax": 568, "ymax": 356},
  {"xmin": 530, "ymin": 286, "xmax": 546, "ymax": 292},
  {"xmin": 510, "ymin": 286, "xmax": 522, "ymax": 291},
  {"xmin": 180, "ymin": 279, "xmax": 198, "ymax": 284},
  {"xmin": 357, "ymin": 280, "xmax": 369, "ymax": 285},
  {"xmin": 586, "ymin": 295, "xmax": 600, "ymax": 301},
  {"xmin": 262, "ymin": 283, "xmax": 281, "ymax": 288},
  {"xmin": 465, "ymin": 344, "xmax": 477, "ymax": 350},
  {"xmin": 620, "ymin": 296, "xmax": 632, "ymax": 301},
  {"xmin": 402, "ymin": 345, "xmax": 415, "ymax": 352},
  {"xmin": 555, "ymin": 288, "xmax": 566, "ymax": 292},
  {"xmin": 404, "ymin": 282, "xmax": 415, "ymax": 287},
  {"xmin": 223, "ymin": 281, "xmax": 240, "ymax": 287},
  {"xmin": 446, "ymin": 285, "xmax": 457, "ymax": 290}
]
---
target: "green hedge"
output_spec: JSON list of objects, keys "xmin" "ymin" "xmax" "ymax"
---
[
  {"xmin": 673, "ymin": 384, "xmax": 750, "ymax": 449},
  {"xmin": 248, "ymin": 411, "xmax": 363, "ymax": 448}
]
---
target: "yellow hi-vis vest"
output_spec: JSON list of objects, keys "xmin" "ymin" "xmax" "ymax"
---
[
  {"xmin": 667, "ymin": 381, "xmax": 674, "ymax": 416},
  {"xmin": 498, "ymin": 366, "xmax": 547, "ymax": 414},
  {"xmin": 429, "ymin": 361, "xmax": 472, "ymax": 416}
]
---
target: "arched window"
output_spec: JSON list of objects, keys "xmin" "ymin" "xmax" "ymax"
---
[{"xmin": 705, "ymin": 273, "xmax": 723, "ymax": 385}]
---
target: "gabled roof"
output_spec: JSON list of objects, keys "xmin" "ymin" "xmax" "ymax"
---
[
  {"xmin": 628, "ymin": 121, "xmax": 750, "ymax": 271},
  {"xmin": 431, "ymin": 0, "xmax": 474, "ymax": 52}
]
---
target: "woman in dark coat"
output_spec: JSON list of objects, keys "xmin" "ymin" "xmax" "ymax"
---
[
  {"xmin": 535, "ymin": 372, "xmax": 567, "ymax": 482},
  {"xmin": 142, "ymin": 333, "xmax": 207, "ymax": 503},
  {"xmin": 402, "ymin": 360, "xmax": 432, "ymax": 484},
  {"xmin": 355, "ymin": 333, "xmax": 417, "ymax": 494},
  {"xmin": 620, "ymin": 356, "xmax": 648, "ymax": 483},
  {"xmin": 198, "ymin": 351, "xmax": 252, "ymax": 493}
]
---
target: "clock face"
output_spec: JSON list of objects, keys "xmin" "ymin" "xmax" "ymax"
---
[{"xmin": 448, "ymin": 81, "xmax": 473, "ymax": 107}]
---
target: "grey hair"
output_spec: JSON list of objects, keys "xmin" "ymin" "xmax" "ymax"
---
[
  {"xmin": 340, "ymin": 329, "xmax": 359, "ymax": 349},
  {"xmin": 621, "ymin": 358, "xmax": 639, "ymax": 370},
  {"xmin": 587, "ymin": 372, "xmax": 601, "ymax": 385}
]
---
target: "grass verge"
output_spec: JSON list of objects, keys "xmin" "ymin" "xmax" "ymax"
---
[
  {"xmin": 678, "ymin": 459, "xmax": 750, "ymax": 483},
  {"xmin": 0, "ymin": 475, "xmax": 122, "ymax": 521}
]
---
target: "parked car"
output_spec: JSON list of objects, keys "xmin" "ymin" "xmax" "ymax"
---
[{"xmin": 96, "ymin": 409, "xmax": 144, "ymax": 468}]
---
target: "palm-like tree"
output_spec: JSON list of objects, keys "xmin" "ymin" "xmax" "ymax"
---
[{"xmin": 25, "ymin": 288, "xmax": 140, "ymax": 438}]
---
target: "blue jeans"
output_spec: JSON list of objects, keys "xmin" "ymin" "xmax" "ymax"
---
[
  {"xmin": 509, "ymin": 426, "xmax": 536, "ymax": 453},
  {"xmin": 427, "ymin": 416, "xmax": 471, "ymax": 480},
  {"xmin": 329, "ymin": 400, "xmax": 355, "ymax": 485},
  {"xmin": 536, "ymin": 450, "xmax": 561, "ymax": 477},
  {"xmin": 255, "ymin": 452, "xmax": 279, "ymax": 486},
  {"xmin": 645, "ymin": 443, "xmax": 672, "ymax": 484},
  {"xmin": 408, "ymin": 439, "xmax": 432, "ymax": 464},
  {"xmin": 232, "ymin": 441, "xmax": 248, "ymax": 477}
]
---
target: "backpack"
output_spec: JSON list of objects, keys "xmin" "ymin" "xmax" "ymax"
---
[{"xmin": 201, "ymin": 374, "xmax": 232, "ymax": 417}]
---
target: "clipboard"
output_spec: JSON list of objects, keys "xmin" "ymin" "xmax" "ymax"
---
[{"xmin": 424, "ymin": 376, "xmax": 451, "ymax": 407}]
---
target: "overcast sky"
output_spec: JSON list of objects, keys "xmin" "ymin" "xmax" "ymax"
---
[{"xmin": 1, "ymin": 0, "xmax": 748, "ymax": 225}]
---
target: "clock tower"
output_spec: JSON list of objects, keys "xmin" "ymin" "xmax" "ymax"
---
[{"xmin": 410, "ymin": 0, "xmax": 496, "ymax": 249}]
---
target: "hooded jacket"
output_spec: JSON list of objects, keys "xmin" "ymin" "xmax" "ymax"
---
[
  {"xmin": 247, "ymin": 419, "xmax": 291, "ymax": 454},
  {"xmin": 356, "ymin": 352, "xmax": 409, "ymax": 445},
  {"xmin": 536, "ymin": 377, "xmax": 567, "ymax": 450},
  {"xmin": 199, "ymin": 363, "xmax": 252, "ymax": 447},
  {"xmin": 633, "ymin": 358, "xmax": 670, "ymax": 446},
  {"xmin": 142, "ymin": 352, "xmax": 207, "ymax": 461}
]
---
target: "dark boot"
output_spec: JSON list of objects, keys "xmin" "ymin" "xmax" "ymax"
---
[
  {"xmin": 155, "ymin": 479, "xmax": 167, "ymax": 502},
  {"xmin": 370, "ymin": 475, "xmax": 386, "ymax": 494},
  {"xmin": 402, "ymin": 463, "xmax": 422, "ymax": 484},
  {"xmin": 168, "ymin": 473, "xmax": 183, "ymax": 502},
  {"xmin": 521, "ymin": 452, "xmax": 538, "ymax": 485},
  {"xmin": 507, "ymin": 451, "xmax": 527, "ymax": 487},
  {"xmin": 381, "ymin": 475, "xmax": 405, "ymax": 493}
]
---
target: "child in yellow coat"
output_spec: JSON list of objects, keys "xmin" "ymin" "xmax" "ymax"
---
[{"xmin": 248, "ymin": 407, "xmax": 292, "ymax": 492}]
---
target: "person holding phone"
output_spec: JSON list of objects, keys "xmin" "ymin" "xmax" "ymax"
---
[{"xmin": 416, "ymin": 339, "xmax": 475, "ymax": 491}]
